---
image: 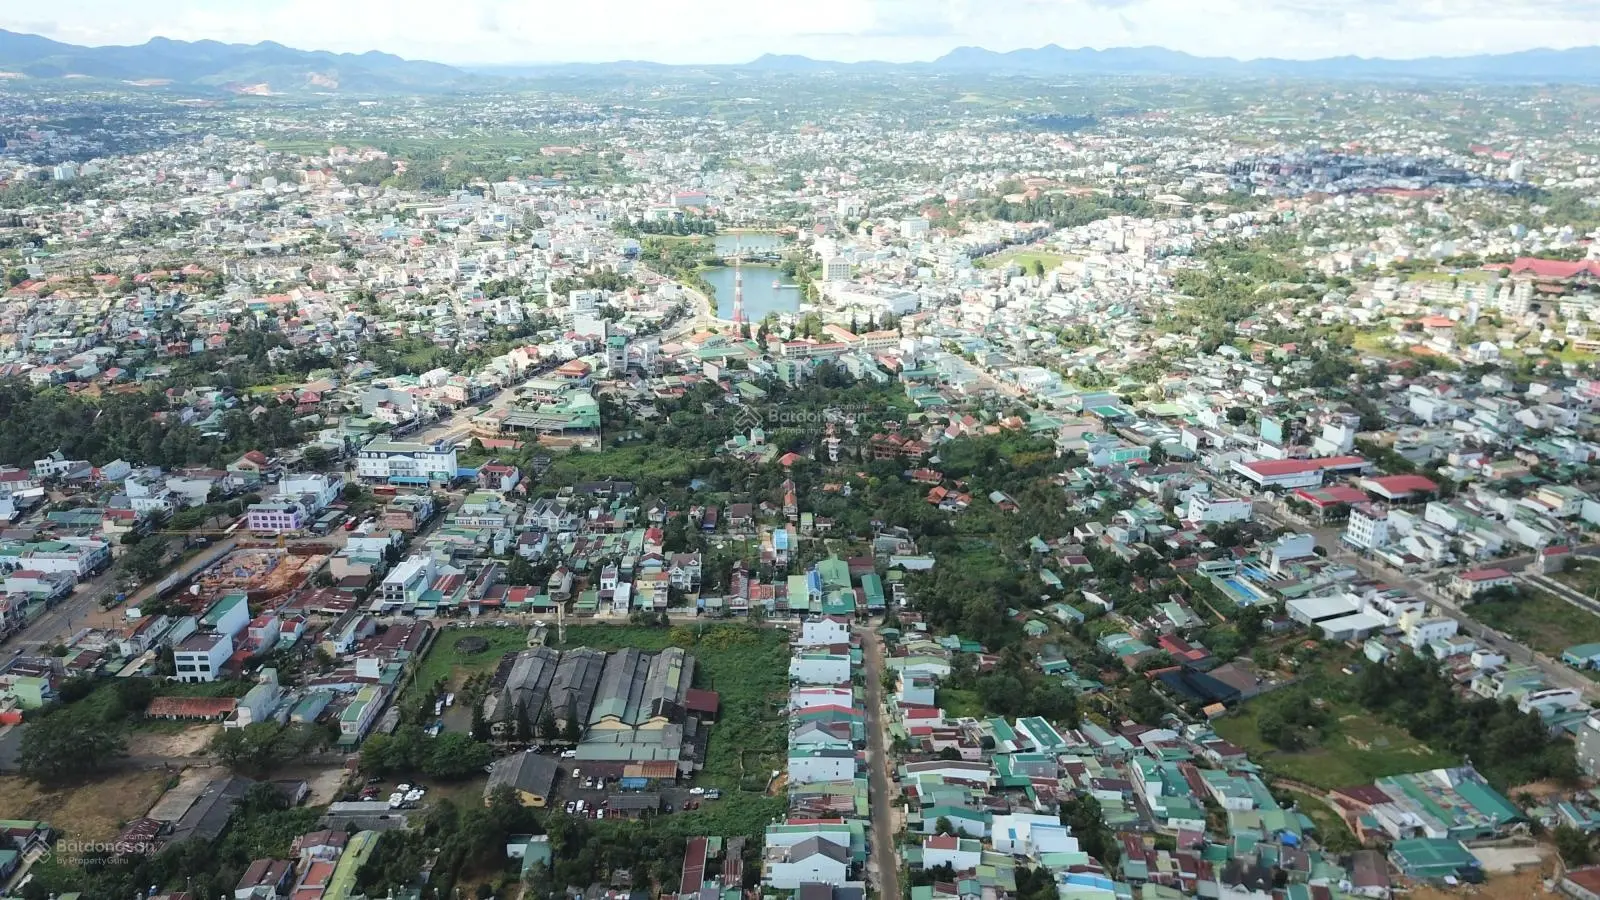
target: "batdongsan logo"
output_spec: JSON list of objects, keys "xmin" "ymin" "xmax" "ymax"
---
[
  {"xmin": 733, "ymin": 404, "xmax": 764, "ymax": 431},
  {"xmin": 731, "ymin": 405, "xmax": 866, "ymax": 430},
  {"xmin": 43, "ymin": 838, "xmax": 142, "ymax": 866}
]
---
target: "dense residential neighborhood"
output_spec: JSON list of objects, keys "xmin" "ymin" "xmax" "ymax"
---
[{"xmin": 10, "ymin": 12, "xmax": 1600, "ymax": 900}]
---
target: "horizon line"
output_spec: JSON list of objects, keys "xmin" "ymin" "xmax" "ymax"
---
[{"xmin": 5, "ymin": 28, "xmax": 1600, "ymax": 70}]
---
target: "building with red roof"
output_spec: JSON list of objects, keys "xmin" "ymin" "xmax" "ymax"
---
[
  {"xmin": 1451, "ymin": 567, "xmax": 1515, "ymax": 598},
  {"xmin": 1505, "ymin": 257, "xmax": 1600, "ymax": 282},
  {"xmin": 1231, "ymin": 455, "xmax": 1368, "ymax": 490},
  {"xmin": 1360, "ymin": 474, "xmax": 1440, "ymax": 501}
]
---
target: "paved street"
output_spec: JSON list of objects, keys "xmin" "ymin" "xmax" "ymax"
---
[
  {"xmin": 1241, "ymin": 485, "xmax": 1600, "ymax": 699},
  {"xmin": 5, "ymin": 537, "xmax": 242, "ymax": 654},
  {"xmin": 856, "ymin": 624, "xmax": 901, "ymax": 900}
]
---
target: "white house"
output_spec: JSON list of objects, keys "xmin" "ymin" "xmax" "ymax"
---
[
  {"xmin": 763, "ymin": 838, "xmax": 850, "ymax": 890},
  {"xmin": 1345, "ymin": 503, "xmax": 1391, "ymax": 550},
  {"xmin": 800, "ymin": 616, "xmax": 851, "ymax": 646},
  {"xmin": 787, "ymin": 748, "xmax": 856, "ymax": 785},
  {"xmin": 1185, "ymin": 494, "xmax": 1253, "ymax": 525},
  {"xmin": 1451, "ymin": 568, "xmax": 1515, "ymax": 598},
  {"xmin": 990, "ymin": 813, "xmax": 1078, "ymax": 858},
  {"xmin": 789, "ymin": 652, "xmax": 851, "ymax": 685},
  {"xmin": 174, "ymin": 632, "xmax": 233, "ymax": 683},
  {"xmin": 920, "ymin": 834, "xmax": 983, "ymax": 872},
  {"xmin": 278, "ymin": 472, "xmax": 344, "ymax": 513}
]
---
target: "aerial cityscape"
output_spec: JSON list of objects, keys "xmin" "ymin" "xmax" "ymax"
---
[{"xmin": 7, "ymin": 4, "xmax": 1600, "ymax": 900}]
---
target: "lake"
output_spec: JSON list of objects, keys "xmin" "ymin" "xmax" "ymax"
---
[
  {"xmin": 699, "ymin": 264, "xmax": 801, "ymax": 320},
  {"xmin": 713, "ymin": 232, "xmax": 784, "ymax": 255}
]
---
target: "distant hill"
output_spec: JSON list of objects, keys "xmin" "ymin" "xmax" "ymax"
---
[
  {"xmin": 924, "ymin": 43, "xmax": 1600, "ymax": 82},
  {"xmin": 5, "ymin": 29, "xmax": 1600, "ymax": 92},
  {"xmin": 480, "ymin": 42, "xmax": 1600, "ymax": 83},
  {"xmin": 0, "ymin": 29, "xmax": 474, "ymax": 93}
]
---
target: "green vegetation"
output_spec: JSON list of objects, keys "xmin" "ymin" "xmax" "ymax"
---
[
  {"xmin": 976, "ymin": 249, "xmax": 1066, "ymax": 273},
  {"xmin": 23, "ymin": 779, "xmax": 319, "ymax": 900},
  {"xmin": 406, "ymin": 623, "xmax": 788, "ymax": 791},
  {"xmin": 1468, "ymin": 585, "xmax": 1600, "ymax": 663},
  {"xmin": 1214, "ymin": 687, "xmax": 1458, "ymax": 790},
  {"xmin": 1284, "ymin": 790, "xmax": 1361, "ymax": 853}
]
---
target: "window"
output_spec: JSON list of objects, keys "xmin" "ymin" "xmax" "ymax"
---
[{"xmin": 177, "ymin": 664, "xmax": 196, "ymax": 672}]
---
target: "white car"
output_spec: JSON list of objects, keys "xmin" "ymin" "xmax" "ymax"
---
[
  {"xmin": 387, "ymin": 794, "xmax": 404, "ymax": 808},
  {"xmin": 397, "ymin": 783, "xmax": 412, "ymax": 792},
  {"xmin": 689, "ymin": 787, "xmax": 705, "ymax": 796}
]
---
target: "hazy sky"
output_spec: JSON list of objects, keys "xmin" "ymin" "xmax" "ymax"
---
[{"xmin": 6, "ymin": 0, "xmax": 1600, "ymax": 65}]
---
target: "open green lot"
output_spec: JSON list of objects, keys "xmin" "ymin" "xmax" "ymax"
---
[
  {"xmin": 1213, "ymin": 699, "xmax": 1458, "ymax": 790},
  {"xmin": 1467, "ymin": 586, "xmax": 1600, "ymax": 664},
  {"xmin": 938, "ymin": 688, "xmax": 983, "ymax": 720},
  {"xmin": 406, "ymin": 623, "xmax": 790, "ymax": 791},
  {"xmin": 1284, "ymin": 790, "xmax": 1360, "ymax": 851},
  {"xmin": 976, "ymin": 249, "xmax": 1066, "ymax": 272}
]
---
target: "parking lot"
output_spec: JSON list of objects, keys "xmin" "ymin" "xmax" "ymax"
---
[{"xmin": 552, "ymin": 759, "xmax": 719, "ymax": 820}]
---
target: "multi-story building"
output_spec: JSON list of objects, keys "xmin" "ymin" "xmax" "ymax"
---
[
  {"xmin": 246, "ymin": 501, "xmax": 304, "ymax": 534},
  {"xmin": 174, "ymin": 632, "xmax": 233, "ymax": 683},
  {"xmin": 378, "ymin": 555, "xmax": 437, "ymax": 609},
  {"xmin": 356, "ymin": 438, "xmax": 457, "ymax": 486},
  {"xmin": 1345, "ymin": 503, "xmax": 1391, "ymax": 550}
]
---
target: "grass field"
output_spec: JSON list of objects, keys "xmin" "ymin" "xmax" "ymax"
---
[
  {"xmin": 1468, "ymin": 587, "xmax": 1600, "ymax": 662},
  {"xmin": 0, "ymin": 769, "xmax": 172, "ymax": 842},
  {"xmin": 406, "ymin": 623, "xmax": 790, "ymax": 791},
  {"xmin": 976, "ymin": 249, "xmax": 1066, "ymax": 273},
  {"xmin": 1285, "ymin": 790, "xmax": 1360, "ymax": 851},
  {"xmin": 1213, "ymin": 700, "xmax": 1458, "ymax": 790},
  {"xmin": 939, "ymin": 688, "xmax": 983, "ymax": 720}
]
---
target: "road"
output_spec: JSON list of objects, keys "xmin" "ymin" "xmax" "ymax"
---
[
  {"xmin": 1234, "ymin": 482, "xmax": 1600, "ymax": 700},
  {"xmin": 6, "ymin": 537, "xmax": 242, "ymax": 654},
  {"xmin": 856, "ymin": 624, "xmax": 901, "ymax": 900}
]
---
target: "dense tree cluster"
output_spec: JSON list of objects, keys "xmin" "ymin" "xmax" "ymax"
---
[{"xmin": 1354, "ymin": 651, "xmax": 1579, "ymax": 789}]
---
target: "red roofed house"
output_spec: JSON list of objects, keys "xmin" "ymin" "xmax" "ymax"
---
[
  {"xmin": 1359, "ymin": 474, "xmax": 1439, "ymax": 501},
  {"xmin": 1451, "ymin": 568, "xmax": 1515, "ymax": 599}
]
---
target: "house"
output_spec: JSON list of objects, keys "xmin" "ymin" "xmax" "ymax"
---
[
  {"xmin": 485, "ymin": 750, "xmax": 560, "ymax": 808},
  {"xmin": 235, "ymin": 859, "xmax": 295, "ymax": 900},
  {"xmin": 1451, "ymin": 568, "xmax": 1515, "ymax": 599},
  {"xmin": 175, "ymin": 633, "xmax": 234, "ymax": 683},
  {"xmin": 919, "ymin": 834, "xmax": 982, "ymax": 872},
  {"xmin": 764, "ymin": 837, "xmax": 852, "ymax": 889},
  {"xmin": 247, "ymin": 501, "xmax": 305, "ymax": 534}
]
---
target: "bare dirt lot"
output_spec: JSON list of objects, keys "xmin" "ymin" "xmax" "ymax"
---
[
  {"xmin": 1410, "ymin": 868, "xmax": 1558, "ymax": 900},
  {"xmin": 127, "ymin": 724, "xmax": 219, "ymax": 758},
  {"xmin": 0, "ymin": 770, "xmax": 171, "ymax": 842}
]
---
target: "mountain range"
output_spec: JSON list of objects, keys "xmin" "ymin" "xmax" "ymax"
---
[
  {"xmin": 0, "ymin": 29, "xmax": 472, "ymax": 93},
  {"xmin": 4, "ymin": 29, "xmax": 1600, "ymax": 93}
]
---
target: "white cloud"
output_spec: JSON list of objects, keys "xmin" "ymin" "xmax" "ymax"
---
[{"xmin": 4, "ymin": 0, "xmax": 1600, "ymax": 65}]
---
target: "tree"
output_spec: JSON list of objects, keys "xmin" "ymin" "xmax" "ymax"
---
[
  {"xmin": 423, "ymin": 733, "xmax": 494, "ymax": 780},
  {"xmin": 123, "ymin": 537, "xmax": 169, "ymax": 581},
  {"xmin": 1557, "ymin": 824, "xmax": 1595, "ymax": 867},
  {"xmin": 514, "ymin": 699, "xmax": 533, "ymax": 742},
  {"xmin": 210, "ymin": 727, "xmax": 251, "ymax": 770},
  {"xmin": 562, "ymin": 698, "xmax": 583, "ymax": 744},
  {"xmin": 1062, "ymin": 793, "xmax": 1120, "ymax": 867},
  {"xmin": 538, "ymin": 710, "xmax": 560, "ymax": 742},
  {"xmin": 19, "ymin": 711, "xmax": 126, "ymax": 783},
  {"xmin": 470, "ymin": 702, "xmax": 491, "ymax": 742},
  {"xmin": 508, "ymin": 554, "xmax": 539, "ymax": 587}
]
